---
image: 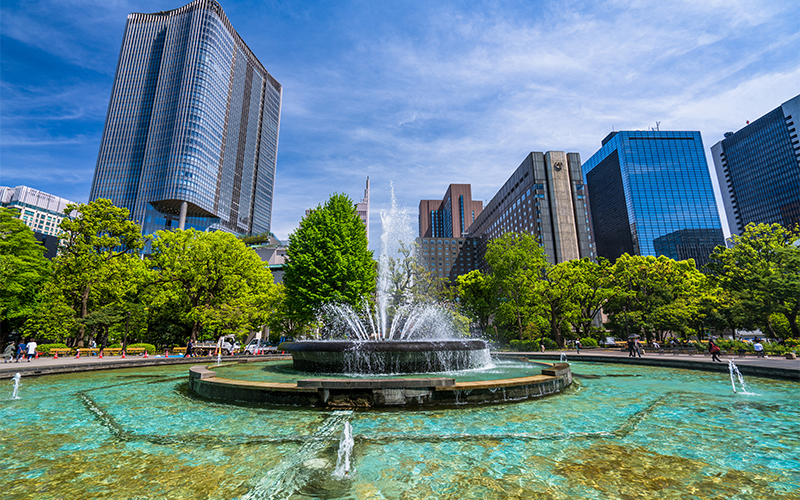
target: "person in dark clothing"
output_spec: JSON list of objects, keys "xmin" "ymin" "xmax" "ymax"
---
[
  {"xmin": 627, "ymin": 339, "xmax": 636, "ymax": 357},
  {"xmin": 708, "ymin": 338, "xmax": 722, "ymax": 362},
  {"xmin": 184, "ymin": 340, "xmax": 194, "ymax": 358}
]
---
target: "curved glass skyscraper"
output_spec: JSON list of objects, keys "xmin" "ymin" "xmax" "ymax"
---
[{"xmin": 90, "ymin": 0, "xmax": 281, "ymax": 236}]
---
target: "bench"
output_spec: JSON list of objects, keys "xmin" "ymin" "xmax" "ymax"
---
[{"xmin": 49, "ymin": 348, "xmax": 72, "ymax": 357}]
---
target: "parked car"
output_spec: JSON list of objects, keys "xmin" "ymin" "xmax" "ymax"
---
[
  {"xmin": 602, "ymin": 337, "xmax": 624, "ymax": 347},
  {"xmin": 244, "ymin": 339, "xmax": 277, "ymax": 355}
]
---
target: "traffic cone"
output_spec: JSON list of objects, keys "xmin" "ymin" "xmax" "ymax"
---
[
  {"xmin": 35, "ymin": 352, "xmax": 39, "ymax": 359},
  {"xmin": 53, "ymin": 351, "xmax": 58, "ymax": 359},
  {"xmin": 76, "ymin": 349, "xmax": 80, "ymax": 359},
  {"xmin": 121, "ymin": 351, "xmax": 126, "ymax": 359},
  {"xmin": 99, "ymin": 351, "xmax": 103, "ymax": 359},
  {"xmin": 143, "ymin": 351, "xmax": 149, "ymax": 358}
]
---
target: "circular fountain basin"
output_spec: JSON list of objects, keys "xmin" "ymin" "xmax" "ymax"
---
[{"xmin": 281, "ymin": 339, "xmax": 491, "ymax": 374}]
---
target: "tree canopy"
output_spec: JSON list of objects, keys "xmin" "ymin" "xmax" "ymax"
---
[
  {"xmin": 0, "ymin": 208, "xmax": 50, "ymax": 345},
  {"xmin": 283, "ymin": 193, "xmax": 376, "ymax": 324}
]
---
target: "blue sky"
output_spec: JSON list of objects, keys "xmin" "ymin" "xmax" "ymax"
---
[{"xmin": 1, "ymin": 0, "xmax": 799, "ymax": 249}]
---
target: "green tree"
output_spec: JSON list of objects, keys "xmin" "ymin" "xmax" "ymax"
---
[
  {"xmin": 564, "ymin": 257, "xmax": 615, "ymax": 339},
  {"xmin": 50, "ymin": 199, "xmax": 146, "ymax": 346},
  {"xmin": 485, "ymin": 232, "xmax": 548, "ymax": 341},
  {"xmin": 605, "ymin": 254, "xmax": 702, "ymax": 342},
  {"xmin": 707, "ymin": 223, "xmax": 800, "ymax": 338},
  {"xmin": 283, "ymin": 193, "xmax": 376, "ymax": 324},
  {"xmin": 0, "ymin": 208, "xmax": 51, "ymax": 344},
  {"xmin": 150, "ymin": 229, "xmax": 278, "ymax": 341},
  {"xmin": 537, "ymin": 261, "xmax": 583, "ymax": 348},
  {"xmin": 456, "ymin": 270, "xmax": 497, "ymax": 334}
]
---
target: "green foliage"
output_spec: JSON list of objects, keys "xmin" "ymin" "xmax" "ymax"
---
[
  {"xmin": 150, "ymin": 229, "xmax": 278, "ymax": 341},
  {"xmin": 485, "ymin": 232, "xmax": 547, "ymax": 341},
  {"xmin": 456, "ymin": 270, "xmax": 497, "ymax": 333},
  {"xmin": 35, "ymin": 343, "xmax": 68, "ymax": 355},
  {"xmin": 0, "ymin": 208, "xmax": 51, "ymax": 344},
  {"xmin": 708, "ymin": 223, "xmax": 800, "ymax": 338},
  {"xmin": 43, "ymin": 199, "xmax": 148, "ymax": 346},
  {"xmin": 240, "ymin": 232, "xmax": 279, "ymax": 245},
  {"xmin": 283, "ymin": 193, "xmax": 376, "ymax": 324},
  {"xmin": 580, "ymin": 337, "xmax": 598, "ymax": 347},
  {"xmin": 127, "ymin": 342, "xmax": 156, "ymax": 354},
  {"xmin": 604, "ymin": 254, "xmax": 705, "ymax": 342},
  {"xmin": 541, "ymin": 337, "xmax": 557, "ymax": 350}
]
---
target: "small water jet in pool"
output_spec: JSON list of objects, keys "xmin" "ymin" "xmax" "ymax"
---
[
  {"xmin": 728, "ymin": 360, "xmax": 756, "ymax": 395},
  {"xmin": 560, "ymin": 352, "xmax": 568, "ymax": 363},
  {"xmin": 11, "ymin": 373, "xmax": 21, "ymax": 400},
  {"xmin": 333, "ymin": 421, "xmax": 354, "ymax": 478}
]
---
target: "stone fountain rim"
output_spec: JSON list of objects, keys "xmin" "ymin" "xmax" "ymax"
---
[{"xmin": 280, "ymin": 339, "xmax": 488, "ymax": 353}]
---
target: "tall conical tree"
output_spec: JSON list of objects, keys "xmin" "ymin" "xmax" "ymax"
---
[{"xmin": 283, "ymin": 193, "xmax": 376, "ymax": 326}]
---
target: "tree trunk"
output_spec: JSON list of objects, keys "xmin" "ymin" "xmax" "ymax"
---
[
  {"xmin": 191, "ymin": 321, "xmax": 201, "ymax": 342},
  {"xmin": 78, "ymin": 284, "xmax": 90, "ymax": 347},
  {"xmin": 785, "ymin": 302, "xmax": 799, "ymax": 339}
]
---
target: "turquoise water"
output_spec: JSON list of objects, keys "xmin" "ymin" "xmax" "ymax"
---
[{"xmin": 1, "ymin": 362, "xmax": 798, "ymax": 499}]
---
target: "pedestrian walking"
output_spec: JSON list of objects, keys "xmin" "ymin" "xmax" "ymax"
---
[
  {"xmin": 635, "ymin": 338, "xmax": 642, "ymax": 357},
  {"xmin": 575, "ymin": 339, "xmax": 582, "ymax": 354},
  {"xmin": 16, "ymin": 341, "xmax": 26, "ymax": 362},
  {"xmin": 708, "ymin": 338, "xmax": 722, "ymax": 362},
  {"xmin": 753, "ymin": 340, "xmax": 765, "ymax": 358},
  {"xmin": 26, "ymin": 339, "xmax": 37, "ymax": 362},
  {"xmin": 184, "ymin": 340, "xmax": 194, "ymax": 358},
  {"xmin": 627, "ymin": 338, "xmax": 636, "ymax": 357},
  {"xmin": 2, "ymin": 342, "xmax": 14, "ymax": 363}
]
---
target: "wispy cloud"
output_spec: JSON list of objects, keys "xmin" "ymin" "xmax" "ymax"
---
[{"xmin": 1, "ymin": 0, "xmax": 797, "ymax": 249}]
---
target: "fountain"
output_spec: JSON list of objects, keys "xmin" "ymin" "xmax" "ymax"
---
[
  {"xmin": 282, "ymin": 184, "xmax": 492, "ymax": 375},
  {"xmin": 188, "ymin": 185, "xmax": 573, "ymax": 407},
  {"xmin": 11, "ymin": 373, "xmax": 21, "ymax": 400}
]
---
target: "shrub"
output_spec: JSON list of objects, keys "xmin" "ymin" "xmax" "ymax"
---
[
  {"xmin": 542, "ymin": 337, "xmax": 557, "ymax": 350},
  {"xmin": 580, "ymin": 338, "xmax": 598, "ymax": 347},
  {"xmin": 36, "ymin": 343, "xmax": 68, "ymax": 355},
  {"xmin": 522, "ymin": 340, "xmax": 540, "ymax": 352},
  {"xmin": 127, "ymin": 343, "xmax": 156, "ymax": 354}
]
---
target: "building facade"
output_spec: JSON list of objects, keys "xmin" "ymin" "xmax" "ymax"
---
[
  {"xmin": 355, "ymin": 177, "xmax": 370, "ymax": 242},
  {"xmin": 0, "ymin": 185, "xmax": 75, "ymax": 238},
  {"xmin": 418, "ymin": 184, "xmax": 483, "ymax": 279},
  {"xmin": 468, "ymin": 152, "xmax": 593, "ymax": 269},
  {"xmin": 90, "ymin": 0, "xmax": 281, "ymax": 237},
  {"xmin": 711, "ymin": 94, "xmax": 800, "ymax": 235},
  {"xmin": 582, "ymin": 131, "xmax": 724, "ymax": 267}
]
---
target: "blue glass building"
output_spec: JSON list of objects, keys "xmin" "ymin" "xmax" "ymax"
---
[
  {"xmin": 90, "ymin": 0, "xmax": 281, "ymax": 236},
  {"xmin": 582, "ymin": 131, "xmax": 724, "ymax": 267},
  {"xmin": 711, "ymin": 94, "xmax": 800, "ymax": 235}
]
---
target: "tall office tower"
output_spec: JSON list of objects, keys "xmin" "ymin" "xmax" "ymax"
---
[
  {"xmin": 711, "ymin": 94, "xmax": 800, "ymax": 235},
  {"xmin": 90, "ymin": 0, "xmax": 282, "ymax": 236},
  {"xmin": 582, "ymin": 131, "xmax": 724, "ymax": 267},
  {"xmin": 418, "ymin": 184, "xmax": 483, "ymax": 280},
  {"xmin": 468, "ymin": 152, "xmax": 593, "ymax": 268},
  {"xmin": 355, "ymin": 177, "xmax": 370, "ymax": 242}
]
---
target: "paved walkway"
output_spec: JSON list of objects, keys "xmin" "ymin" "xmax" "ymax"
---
[
  {"xmin": 507, "ymin": 349, "xmax": 799, "ymax": 381},
  {"xmin": 0, "ymin": 353, "xmax": 290, "ymax": 379},
  {"xmin": 1, "ymin": 349, "xmax": 797, "ymax": 381}
]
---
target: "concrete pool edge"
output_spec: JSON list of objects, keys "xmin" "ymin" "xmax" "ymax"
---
[
  {"xmin": 508, "ymin": 353, "xmax": 800, "ymax": 381},
  {"xmin": 187, "ymin": 362, "xmax": 573, "ymax": 408}
]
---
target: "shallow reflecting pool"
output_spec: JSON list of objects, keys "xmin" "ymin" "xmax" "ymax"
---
[{"xmin": 2, "ymin": 361, "xmax": 798, "ymax": 499}]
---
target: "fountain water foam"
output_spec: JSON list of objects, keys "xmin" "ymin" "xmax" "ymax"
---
[
  {"xmin": 333, "ymin": 421, "xmax": 354, "ymax": 478},
  {"xmin": 11, "ymin": 373, "xmax": 21, "ymax": 400},
  {"xmin": 728, "ymin": 360, "xmax": 757, "ymax": 395}
]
